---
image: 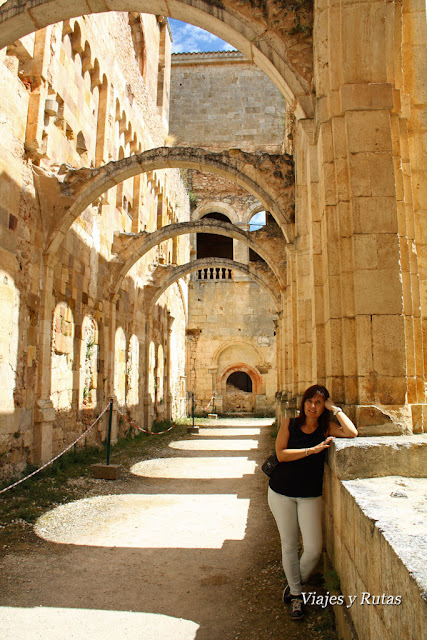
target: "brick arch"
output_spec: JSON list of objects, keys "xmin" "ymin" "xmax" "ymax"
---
[
  {"xmin": 111, "ymin": 219, "xmax": 287, "ymax": 295},
  {"xmin": 0, "ymin": 0, "xmax": 313, "ymax": 118},
  {"xmin": 45, "ymin": 146, "xmax": 294, "ymax": 255},
  {"xmin": 220, "ymin": 363, "xmax": 264, "ymax": 395}
]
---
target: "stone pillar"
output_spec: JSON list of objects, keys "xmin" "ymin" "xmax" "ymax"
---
[
  {"xmin": 208, "ymin": 365, "xmax": 219, "ymax": 412},
  {"xmin": 144, "ymin": 315, "xmax": 154, "ymax": 430},
  {"xmin": 402, "ymin": 0, "xmax": 427, "ymax": 431},
  {"xmin": 105, "ymin": 298, "xmax": 118, "ymax": 443},
  {"xmin": 165, "ymin": 313, "xmax": 174, "ymax": 420},
  {"xmin": 233, "ymin": 223, "xmax": 250, "ymax": 281},
  {"xmin": 33, "ymin": 257, "xmax": 55, "ymax": 464},
  {"xmin": 311, "ymin": 0, "xmax": 425, "ymax": 432}
]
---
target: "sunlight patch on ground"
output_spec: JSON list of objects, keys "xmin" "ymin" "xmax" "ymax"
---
[
  {"xmin": 34, "ymin": 494, "xmax": 250, "ymax": 548},
  {"xmin": 131, "ymin": 456, "xmax": 256, "ymax": 479},
  {"xmin": 196, "ymin": 428, "xmax": 261, "ymax": 436},
  {"xmin": 201, "ymin": 418, "xmax": 274, "ymax": 427},
  {"xmin": 0, "ymin": 607, "xmax": 199, "ymax": 640},
  {"xmin": 169, "ymin": 439, "xmax": 259, "ymax": 451}
]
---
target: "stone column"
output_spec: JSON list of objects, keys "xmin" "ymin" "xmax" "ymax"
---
[
  {"xmin": 144, "ymin": 315, "xmax": 154, "ymax": 430},
  {"xmin": 208, "ymin": 365, "xmax": 220, "ymax": 412},
  {"xmin": 312, "ymin": 0, "xmax": 425, "ymax": 432},
  {"xmin": 33, "ymin": 256, "xmax": 55, "ymax": 464},
  {"xmin": 402, "ymin": 0, "xmax": 427, "ymax": 431},
  {"xmin": 233, "ymin": 222, "xmax": 250, "ymax": 281},
  {"xmin": 105, "ymin": 297, "xmax": 118, "ymax": 442},
  {"xmin": 165, "ymin": 313, "xmax": 174, "ymax": 420}
]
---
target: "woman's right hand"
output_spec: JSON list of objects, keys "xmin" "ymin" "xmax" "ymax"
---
[{"xmin": 310, "ymin": 436, "xmax": 334, "ymax": 454}]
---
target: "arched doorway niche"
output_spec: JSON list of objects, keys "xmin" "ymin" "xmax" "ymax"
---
[{"xmin": 220, "ymin": 363, "xmax": 264, "ymax": 415}]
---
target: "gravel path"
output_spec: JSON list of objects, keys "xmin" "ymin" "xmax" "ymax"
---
[{"xmin": 0, "ymin": 418, "xmax": 337, "ymax": 640}]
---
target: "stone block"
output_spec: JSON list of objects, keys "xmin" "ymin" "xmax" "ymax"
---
[
  {"xmin": 352, "ymin": 196, "xmax": 398, "ymax": 234},
  {"xmin": 340, "ymin": 83, "xmax": 394, "ymax": 112},
  {"xmin": 353, "ymin": 234, "xmax": 378, "ymax": 270},
  {"xmin": 372, "ymin": 315, "xmax": 406, "ymax": 376},
  {"xmin": 354, "ymin": 269, "xmax": 403, "ymax": 315},
  {"xmin": 346, "ymin": 110, "xmax": 393, "ymax": 153},
  {"xmin": 91, "ymin": 463, "xmax": 121, "ymax": 480},
  {"xmin": 348, "ymin": 152, "xmax": 372, "ymax": 197},
  {"xmin": 328, "ymin": 435, "xmax": 427, "ymax": 480}
]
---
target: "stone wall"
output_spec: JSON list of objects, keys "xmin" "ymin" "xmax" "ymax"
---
[
  {"xmin": 323, "ymin": 437, "xmax": 427, "ymax": 640},
  {"xmin": 170, "ymin": 51, "xmax": 286, "ymax": 152},
  {"xmin": 187, "ymin": 279, "xmax": 277, "ymax": 415},
  {"xmin": 180, "ymin": 165, "xmax": 278, "ymax": 415},
  {"xmin": 0, "ymin": 12, "xmax": 190, "ymax": 479}
]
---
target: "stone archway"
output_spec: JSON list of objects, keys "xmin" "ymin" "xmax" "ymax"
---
[
  {"xmin": 145, "ymin": 257, "xmax": 281, "ymax": 312},
  {"xmin": 110, "ymin": 219, "xmax": 288, "ymax": 295},
  {"xmin": 220, "ymin": 362, "xmax": 263, "ymax": 414},
  {"xmin": 0, "ymin": 0, "xmax": 314, "ymax": 117},
  {"xmin": 40, "ymin": 147, "xmax": 294, "ymax": 256}
]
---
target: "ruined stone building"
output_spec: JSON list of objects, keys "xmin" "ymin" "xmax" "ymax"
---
[
  {"xmin": 170, "ymin": 50, "xmax": 287, "ymax": 415},
  {"xmin": 0, "ymin": 2, "xmax": 426, "ymax": 638}
]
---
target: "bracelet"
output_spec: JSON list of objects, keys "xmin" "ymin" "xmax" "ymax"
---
[
  {"xmin": 332, "ymin": 407, "xmax": 343, "ymax": 416},
  {"xmin": 305, "ymin": 448, "xmax": 309, "ymax": 456}
]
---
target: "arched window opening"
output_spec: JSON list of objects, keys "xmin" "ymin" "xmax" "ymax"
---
[
  {"xmin": 249, "ymin": 210, "xmax": 266, "ymax": 231},
  {"xmin": 227, "ymin": 371, "xmax": 253, "ymax": 393},
  {"xmin": 148, "ymin": 341, "xmax": 156, "ymax": 402},
  {"xmin": 114, "ymin": 327, "xmax": 126, "ymax": 406},
  {"xmin": 197, "ymin": 212, "xmax": 233, "ymax": 260},
  {"xmin": 80, "ymin": 316, "xmax": 98, "ymax": 408},
  {"xmin": 156, "ymin": 344, "xmax": 164, "ymax": 408},
  {"xmin": 249, "ymin": 210, "xmax": 267, "ymax": 262},
  {"xmin": 127, "ymin": 335, "xmax": 139, "ymax": 407},
  {"xmin": 51, "ymin": 303, "xmax": 75, "ymax": 410}
]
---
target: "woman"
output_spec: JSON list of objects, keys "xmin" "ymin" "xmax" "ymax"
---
[{"xmin": 268, "ymin": 384, "xmax": 357, "ymax": 620}]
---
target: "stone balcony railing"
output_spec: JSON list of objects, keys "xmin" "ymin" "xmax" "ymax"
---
[{"xmin": 197, "ymin": 267, "xmax": 233, "ymax": 281}]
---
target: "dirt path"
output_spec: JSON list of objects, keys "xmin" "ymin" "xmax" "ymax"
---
[{"xmin": 0, "ymin": 418, "xmax": 337, "ymax": 639}]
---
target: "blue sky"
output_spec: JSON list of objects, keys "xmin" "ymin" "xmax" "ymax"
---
[
  {"xmin": 169, "ymin": 19, "xmax": 236, "ymax": 54},
  {"xmin": 249, "ymin": 212, "xmax": 266, "ymax": 231}
]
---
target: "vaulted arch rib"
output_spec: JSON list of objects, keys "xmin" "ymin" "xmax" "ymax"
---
[
  {"xmin": 110, "ymin": 219, "xmax": 287, "ymax": 295},
  {"xmin": 0, "ymin": 0, "xmax": 313, "ymax": 118},
  {"xmin": 145, "ymin": 258, "xmax": 281, "ymax": 312},
  {"xmin": 45, "ymin": 147, "xmax": 294, "ymax": 255}
]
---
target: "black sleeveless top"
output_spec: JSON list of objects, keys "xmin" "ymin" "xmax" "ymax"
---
[{"xmin": 269, "ymin": 418, "xmax": 327, "ymax": 498}]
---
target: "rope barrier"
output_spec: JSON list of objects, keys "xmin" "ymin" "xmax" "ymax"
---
[
  {"xmin": 0, "ymin": 400, "xmax": 179, "ymax": 495},
  {"xmin": 116, "ymin": 406, "xmax": 176, "ymax": 435},
  {"xmin": 202, "ymin": 393, "xmax": 215, "ymax": 412},
  {"xmin": 0, "ymin": 403, "xmax": 110, "ymax": 495}
]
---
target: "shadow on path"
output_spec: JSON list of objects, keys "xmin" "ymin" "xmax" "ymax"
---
[{"xmin": 0, "ymin": 418, "xmax": 337, "ymax": 640}]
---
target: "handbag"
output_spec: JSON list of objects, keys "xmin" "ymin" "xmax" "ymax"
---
[{"xmin": 261, "ymin": 452, "xmax": 279, "ymax": 477}]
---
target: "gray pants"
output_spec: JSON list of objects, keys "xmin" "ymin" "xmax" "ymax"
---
[{"xmin": 268, "ymin": 486, "xmax": 323, "ymax": 596}]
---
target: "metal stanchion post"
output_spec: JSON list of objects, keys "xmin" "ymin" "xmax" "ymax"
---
[
  {"xmin": 106, "ymin": 398, "xmax": 113, "ymax": 465},
  {"xmin": 187, "ymin": 392, "xmax": 199, "ymax": 434},
  {"xmin": 192, "ymin": 392, "xmax": 195, "ymax": 429},
  {"xmin": 92, "ymin": 398, "xmax": 121, "ymax": 480}
]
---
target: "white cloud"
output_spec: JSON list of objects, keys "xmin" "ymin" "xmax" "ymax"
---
[{"xmin": 169, "ymin": 19, "xmax": 236, "ymax": 54}]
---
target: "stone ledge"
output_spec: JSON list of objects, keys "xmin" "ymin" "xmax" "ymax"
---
[
  {"xmin": 342, "ymin": 476, "xmax": 427, "ymax": 596},
  {"xmin": 327, "ymin": 435, "xmax": 427, "ymax": 480}
]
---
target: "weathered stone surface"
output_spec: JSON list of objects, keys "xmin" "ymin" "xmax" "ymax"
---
[{"xmin": 328, "ymin": 435, "xmax": 427, "ymax": 481}]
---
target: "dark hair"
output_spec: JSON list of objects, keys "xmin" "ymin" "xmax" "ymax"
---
[{"xmin": 297, "ymin": 384, "xmax": 330, "ymax": 434}]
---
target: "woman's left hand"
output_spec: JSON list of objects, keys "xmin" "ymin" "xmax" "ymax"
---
[{"xmin": 324, "ymin": 398, "xmax": 335, "ymax": 411}]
